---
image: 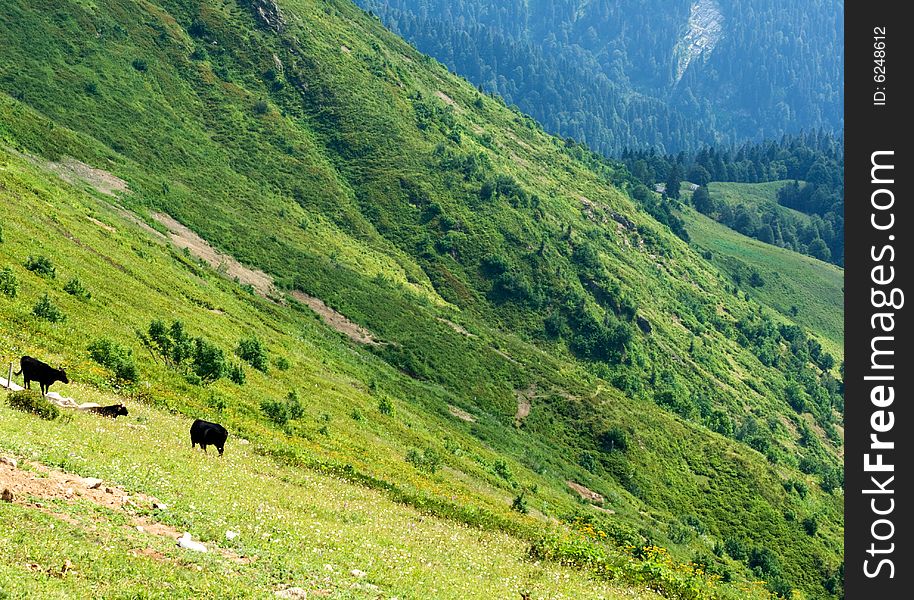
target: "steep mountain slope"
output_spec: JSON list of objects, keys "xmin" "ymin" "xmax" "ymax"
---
[
  {"xmin": 355, "ymin": 0, "xmax": 844, "ymax": 153},
  {"xmin": 1, "ymin": 0, "xmax": 841, "ymax": 597}
]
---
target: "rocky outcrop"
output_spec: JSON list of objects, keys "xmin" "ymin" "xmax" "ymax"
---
[
  {"xmin": 673, "ymin": 0, "xmax": 724, "ymax": 85},
  {"xmin": 242, "ymin": 0, "xmax": 286, "ymax": 34}
]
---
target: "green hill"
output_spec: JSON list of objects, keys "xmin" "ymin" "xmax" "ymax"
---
[
  {"xmin": 680, "ymin": 206, "xmax": 844, "ymax": 357},
  {"xmin": 0, "ymin": 1, "xmax": 843, "ymax": 598}
]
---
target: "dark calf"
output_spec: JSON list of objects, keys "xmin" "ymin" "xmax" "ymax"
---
[
  {"xmin": 15, "ymin": 356, "xmax": 69, "ymax": 395},
  {"xmin": 87, "ymin": 403, "xmax": 129, "ymax": 419},
  {"xmin": 190, "ymin": 419, "xmax": 228, "ymax": 456}
]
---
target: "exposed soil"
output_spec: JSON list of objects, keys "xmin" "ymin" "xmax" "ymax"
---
[
  {"xmin": 514, "ymin": 385, "xmax": 537, "ymax": 424},
  {"xmin": 0, "ymin": 456, "xmax": 251, "ymax": 564},
  {"xmin": 435, "ymin": 90, "xmax": 457, "ymax": 107},
  {"xmin": 437, "ymin": 317, "xmax": 476, "ymax": 338},
  {"xmin": 447, "ymin": 404, "xmax": 476, "ymax": 423},
  {"xmin": 566, "ymin": 480, "xmax": 606, "ymax": 505},
  {"xmin": 151, "ymin": 212, "xmax": 277, "ymax": 298},
  {"xmin": 289, "ymin": 290, "xmax": 380, "ymax": 346},
  {"xmin": 86, "ymin": 216, "xmax": 117, "ymax": 233},
  {"xmin": 46, "ymin": 157, "xmax": 130, "ymax": 197}
]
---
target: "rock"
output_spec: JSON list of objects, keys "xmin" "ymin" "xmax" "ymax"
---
[
  {"xmin": 1, "ymin": 488, "xmax": 14, "ymax": 503},
  {"xmin": 0, "ymin": 456, "xmax": 17, "ymax": 468},
  {"xmin": 177, "ymin": 532, "xmax": 208, "ymax": 553},
  {"xmin": 225, "ymin": 530, "xmax": 239, "ymax": 540},
  {"xmin": 105, "ymin": 487, "xmax": 116, "ymax": 494},
  {"xmin": 136, "ymin": 526, "xmax": 145, "ymax": 533},
  {"xmin": 83, "ymin": 478, "xmax": 103, "ymax": 489},
  {"xmin": 350, "ymin": 568, "xmax": 367, "ymax": 578},
  {"xmin": 153, "ymin": 502, "xmax": 168, "ymax": 510},
  {"xmin": 238, "ymin": 438, "xmax": 250, "ymax": 445},
  {"xmin": 274, "ymin": 588, "xmax": 307, "ymax": 599}
]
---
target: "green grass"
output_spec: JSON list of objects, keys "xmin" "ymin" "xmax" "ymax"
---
[
  {"xmin": 0, "ymin": 400, "xmax": 664, "ymax": 600},
  {"xmin": 680, "ymin": 206, "xmax": 843, "ymax": 357},
  {"xmin": 0, "ymin": 0, "xmax": 844, "ymax": 597}
]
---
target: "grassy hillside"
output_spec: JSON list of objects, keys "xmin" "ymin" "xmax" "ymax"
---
[
  {"xmin": 680, "ymin": 207, "xmax": 844, "ymax": 356},
  {"xmin": 0, "ymin": 1, "xmax": 843, "ymax": 597}
]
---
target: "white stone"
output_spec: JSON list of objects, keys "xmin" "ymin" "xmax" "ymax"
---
[
  {"xmin": 350, "ymin": 568, "xmax": 367, "ymax": 578},
  {"xmin": 177, "ymin": 532, "xmax": 208, "ymax": 553},
  {"xmin": 83, "ymin": 478, "xmax": 103, "ymax": 489},
  {"xmin": 0, "ymin": 456, "xmax": 17, "ymax": 468},
  {"xmin": 225, "ymin": 530, "xmax": 239, "ymax": 540}
]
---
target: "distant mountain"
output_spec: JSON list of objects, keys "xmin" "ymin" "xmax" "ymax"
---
[{"xmin": 356, "ymin": 0, "xmax": 844, "ymax": 154}]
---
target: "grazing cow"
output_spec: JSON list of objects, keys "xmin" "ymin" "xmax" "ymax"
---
[
  {"xmin": 15, "ymin": 356, "xmax": 69, "ymax": 395},
  {"xmin": 86, "ymin": 403, "xmax": 129, "ymax": 419},
  {"xmin": 190, "ymin": 419, "xmax": 228, "ymax": 456}
]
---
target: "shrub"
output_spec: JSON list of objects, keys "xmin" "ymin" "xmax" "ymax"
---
[
  {"xmin": 0, "ymin": 267, "xmax": 19, "ymax": 298},
  {"xmin": 511, "ymin": 492, "xmax": 529, "ymax": 514},
  {"xmin": 236, "ymin": 336, "xmax": 268, "ymax": 372},
  {"xmin": 32, "ymin": 293, "xmax": 65, "ymax": 322},
  {"xmin": 378, "ymin": 395, "xmax": 393, "ymax": 415},
  {"xmin": 6, "ymin": 390, "xmax": 59, "ymax": 420},
  {"xmin": 286, "ymin": 390, "xmax": 305, "ymax": 420},
  {"xmin": 24, "ymin": 255, "xmax": 56, "ymax": 278},
  {"xmin": 274, "ymin": 356, "xmax": 291, "ymax": 371},
  {"xmin": 492, "ymin": 458, "xmax": 513, "ymax": 481},
  {"xmin": 88, "ymin": 338, "xmax": 138, "ymax": 383},
  {"xmin": 253, "ymin": 99, "xmax": 269, "ymax": 115},
  {"xmin": 405, "ymin": 447, "xmax": 442, "ymax": 474},
  {"xmin": 598, "ymin": 426, "xmax": 629, "ymax": 454},
  {"xmin": 132, "ymin": 58, "xmax": 148, "ymax": 72},
  {"xmin": 192, "ymin": 338, "xmax": 226, "ymax": 383},
  {"xmin": 228, "ymin": 362, "xmax": 246, "ymax": 385},
  {"xmin": 261, "ymin": 398, "xmax": 289, "ymax": 426},
  {"xmin": 64, "ymin": 277, "xmax": 91, "ymax": 300},
  {"xmin": 350, "ymin": 408, "xmax": 363, "ymax": 421}
]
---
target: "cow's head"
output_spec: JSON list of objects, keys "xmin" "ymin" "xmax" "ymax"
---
[
  {"xmin": 116, "ymin": 404, "xmax": 128, "ymax": 416},
  {"xmin": 59, "ymin": 369, "xmax": 69, "ymax": 384}
]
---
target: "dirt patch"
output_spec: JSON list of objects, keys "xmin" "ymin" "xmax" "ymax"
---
[
  {"xmin": 86, "ymin": 216, "xmax": 117, "ymax": 233},
  {"xmin": 566, "ymin": 480, "xmax": 605, "ymax": 505},
  {"xmin": 0, "ymin": 457, "xmax": 251, "ymax": 564},
  {"xmin": 151, "ymin": 212, "xmax": 277, "ymax": 298},
  {"xmin": 514, "ymin": 385, "xmax": 539, "ymax": 424},
  {"xmin": 435, "ymin": 91, "xmax": 457, "ymax": 108},
  {"xmin": 0, "ymin": 458, "xmax": 154, "ymax": 511},
  {"xmin": 491, "ymin": 347, "xmax": 519, "ymax": 366},
  {"xmin": 437, "ymin": 318, "xmax": 476, "ymax": 338},
  {"xmin": 447, "ymin": 404, "xmax": 476, "ymax": 423},
  {"xmin": 289, "ymin": 290, "xmax": 380, "ymax": 346},
  {"xmin": 46, "ymin": 157, "xmax": 130, "ymax": 197}
]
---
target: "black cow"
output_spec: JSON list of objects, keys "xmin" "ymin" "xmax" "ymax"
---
[
  {"xmin": 15, "ymin": 355, "xmax": 69, "ymax": 395},
  {"xmin": 190, "ymin": 419, "xmax": 228, "ymax": 456},
  {"xmin": 86, "ymin": 403, "xmax": 129, "ymax": 419}
]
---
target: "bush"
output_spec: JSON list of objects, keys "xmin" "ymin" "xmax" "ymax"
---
[
  {"xmin": 286, "ymin": 390, "xmax": 305, "ymax": 420},
  {"xmin": 261, "ymin": 398, "xmax": 290, "ymax": 426},
  {"xmin": 511, "ymin": 492, "xmax": 529, "ymax": 514},
  {"xmin": 64, "ymin": 277, "xmax": 91, "ymax": 300},
  {"xmin": 32, "ymin": 293, "xmax": 65, "ymax": 322},
  {"xmin": 598, "ymin": 426, "xmax": 629, "ymax": 454},
  {"xmin": 0, "ymin": 267, "xmax": 19, "ymax": 298},
  {"xmin": 253, "ymin": 99, "xmax": 269, "ymax": 115},
  {"xmin": 378, "ymin": 395, "xmax": 393, "ymax": 415},
  {"xmin": 236, "ymin": 336, "xmax": 268, "ymax": 372},
  {"xmin": 132, "ymin": 58, "xmax": 148, "ymax": 72},
  {"xmin": 24, "ymin": 255, "xmax": 56, "ymax": 278},
  {"xmin": 192, "ymin": 338, "xmax": 226, "ymax": 383},
  {"xmin": 492, "ymin": 458, "xmax": 513, "ymax": 481},
  {"xmin": 6, "ymin": 390, "xmax": 59, "ymax": 420},
  {"xmin": 405, "ymin": 447, "xmax": 442, "ymax": 474},
  {"xmin": 228, "ymin": 362, "xmax": 246, "ymax": 385},
  {"xmin": 274, "ymin": 356, "xmax": 291, "ymax": 371},
  {"xmin": 87, "ymin": 338, "xmax": 138, "ymax": 383}
]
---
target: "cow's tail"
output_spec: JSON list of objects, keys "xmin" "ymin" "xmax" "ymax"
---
[{"xmin": 14, "ymin": 369, "xmax": 21, "ymax": 376}]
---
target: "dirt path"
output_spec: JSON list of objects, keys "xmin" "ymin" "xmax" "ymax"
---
[
  {"xmin": 437, "ymin": 317, "xmax": 476, "ymax": 338},
  {"xmin": 151, "ymin": 212, "xmax": 277, "ymax": 298},
  {"xmin": 289, "ymin": 291, "xmax": 380, "ymax": 346}
]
